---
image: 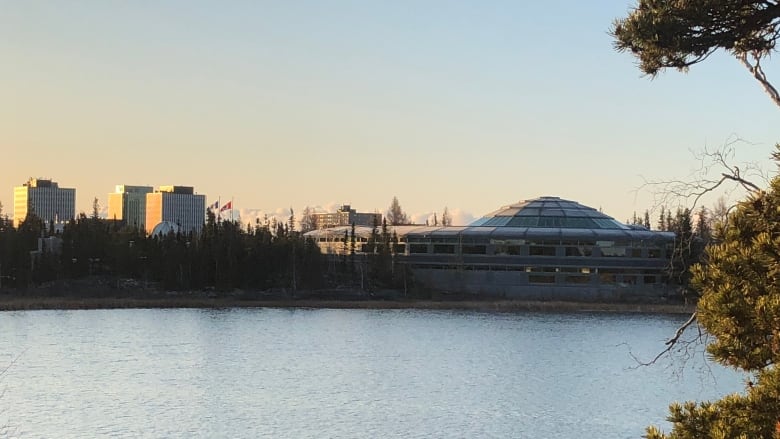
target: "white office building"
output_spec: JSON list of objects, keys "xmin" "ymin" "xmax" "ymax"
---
[
  {"xmin": 145, "ymin": 185, "xmax": 206, "ymax": 235},
  {"xmin": 13, "ymin": 178, "xmax": 76, "ymax": 228}
]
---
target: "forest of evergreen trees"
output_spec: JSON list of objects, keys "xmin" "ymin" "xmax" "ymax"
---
[{"xmin": 0, "ymin": 208, "xmax": 412, "ymax": 296}]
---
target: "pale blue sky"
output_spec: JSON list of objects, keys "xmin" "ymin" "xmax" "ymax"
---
[{"xmin": 2, "ymin": 1, "xmax": 779, "ymax": 225}]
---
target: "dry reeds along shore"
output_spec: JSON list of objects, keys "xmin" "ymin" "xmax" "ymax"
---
[{"xmin": 0, "ymin": 293, "xmax": 695, "ymax": 314}]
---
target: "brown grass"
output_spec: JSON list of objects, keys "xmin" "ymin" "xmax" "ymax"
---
[{"xmin": 0, "ymin": 293, "xmax": 694, "ymax": 314}]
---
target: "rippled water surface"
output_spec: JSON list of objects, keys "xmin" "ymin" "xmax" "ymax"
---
[{"xmin": 0, "ymin": 308, "xmax": 743, "ymax": 438}]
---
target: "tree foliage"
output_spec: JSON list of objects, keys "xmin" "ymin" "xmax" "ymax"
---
[
  {"xmin": 386, "ymin": 196, "xmax": 409, "ymax": 226},
  {"xmin": 646, "ymin": 148, "xmax": 780, "ymax": 438},
  {"xmin": 300, "ymin": 206, "xmax": 317, "ymax": 233},
  {"xmin": 441, "ymin": 206, "xmax": 452, "ymax": 226},
  {"xmin": 612, "ymin": 0, "xmax": 780, "ymax": 107},
  {"xmin": 0, "ymin": 212, "xmax": 326, "ymax": 293}
]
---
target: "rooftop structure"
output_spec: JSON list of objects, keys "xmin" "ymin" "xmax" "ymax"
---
[{"xmin": 158, "ymin": 185, "xmax": 194, "ymax": 195}]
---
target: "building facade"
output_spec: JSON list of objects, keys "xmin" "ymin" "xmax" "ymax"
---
[
  {"xmin": 306, "ymin": 196, "xmax": 677, "ymax": 301},
  {"xmin": 145, "ymin": 185, "xmax": 206, "ymax": 235},
  {"xmin": 13, "ymin": 178, "xmax": 76, "ymax": 227},
  {"xmin": 108, "ymin": 185, "xmax": 153, "ymax": 229},
  {"xmin": 313, "ymin": 205, "xmax": 382, "ymax": 229}
]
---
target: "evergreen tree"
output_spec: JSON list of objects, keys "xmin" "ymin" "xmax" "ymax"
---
[
  {"xmin": 695, "ymin": 206, "xmax": 711, "ymax": 242},
  {"xmin": 442, "ymin": 206, "xmax": 452, "ymax": 226},
  {"xmin": 643, "ymin": 210, "xmax": 651, "ymax": 229},
  {"xmin": 613, "ymin": 0, "xmax": 780, "ymax": 108},
  {"xmin": 288, "ymin": 207, "xmax": 295, "ymax": 234},
  {"xmin": 669, "ymin": 207, "xmax": 695, "ymax": 290},
  {"xmin": 658, "ymin": 207, "xmax": 667, "ymax": 231},
  {"xmin": 91, "ymin": 197, "xmax": 100, "ymax": 220},
  {"xmin": 300, "ymin": 206, "xmax": 317, "ymax": 233},
  {"xmin": 645, "ymin": 148, "xmax": 780, "ymax": 438},
  {"xmin": 349, "ymin": 223, "xmax": 356, "ymax": 280},
  {"xmin": 386, "ymin": 196, "xmax": 409, "ymax": 226}
]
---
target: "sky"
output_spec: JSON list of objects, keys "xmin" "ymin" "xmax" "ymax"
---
[{"xmin": 3, "ymin": 1, "xmax": 780, "ymax": 227}]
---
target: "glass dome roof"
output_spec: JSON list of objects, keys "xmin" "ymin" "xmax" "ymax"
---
[{"xmin": 469, "ymin": 196, "xmax": 630, "ymax": 229}]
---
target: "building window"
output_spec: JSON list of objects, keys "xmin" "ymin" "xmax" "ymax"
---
[
  {"xmin": 599, "ymin": 273, "xmax": 616, "ymax": 283},
  {"xmin": 529, "ymin": 246, "xmax": 556, "ymax": 256},
  {"xmin": 410, "ymin": 244, "xmax": 428, "ymax": 254},
  {"xmin": 648, "ymin": 248, "xmax": 661, "ymax": 258},
  {"xmin": 433, "ymin": 244, "xmax": 456, "ymax": 254},
  {"xmin": 600, "ymin": 247, "xmax": 627, "ymax": 257},
  {"xmin": 564, "ymin": 275, "xmax": 590, "ymax": 284},
  {"xmin": 462, "ymin": 245, "xmax": 487, "ymax": 255},
  {"xmin": 565, "ymin": 246, "xmax": 593, "ymax": 256},
  {"xmin": 529, "ymin": 275, "xmax": 556, "ymax": 284},
  {"xmin": 494, "ymin": 245, "xmax": 522, "ymax": 255}
]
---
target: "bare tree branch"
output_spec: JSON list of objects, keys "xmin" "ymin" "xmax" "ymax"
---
[
  {"xmin": 636, "ymin": 136, "xmax": 768, "ymax": 216},
  {"xmin": 738, "ymin": 51, "xmax": 780, "ymax": 108},
  {"xmin": 0, "ymin": 349, "xmax": 24, "ymax": 379},
  {"xmin": 628, "ymin": 312, "xmax": 702, "ymax": 367},
  {"xmin": 628, "ymin": 138, "xmax": 770, "ymax": 368}
]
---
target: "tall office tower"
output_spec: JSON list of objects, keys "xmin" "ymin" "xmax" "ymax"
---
[
  {"xmin": 13, "ymin": 178, "xmax": 76, "ymax": 227},
  {"xmin": 107, "ymin": 185, "xmax": 153, "ymax": 229},
  {"xmin": 145, "ymin": 185, "xmax": 206, "ymax": 235}
]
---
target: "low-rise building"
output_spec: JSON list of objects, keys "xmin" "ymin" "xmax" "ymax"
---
[
  {"xmin": 305, "ymin": 196, "xmax": 677, "ymax": 301},
  {"xmin": 313, "ymin": 205, "xmax": 382, "ymax": 229}
]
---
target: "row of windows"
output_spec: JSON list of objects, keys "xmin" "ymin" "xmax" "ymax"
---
[
  {"xmin": 409, "ymin": 264, "xmax": 664, "ymax": 285},
  {"xmin": 408, "ymin": 244, "xmax": 668, "ymax": 258},
  {"xmin": 407, "ymin": 237, "xmax": 669, "ymax": 248},
  {"xmin": 317, "ymin": 237, "xmax": 370, "ymax": 243}
]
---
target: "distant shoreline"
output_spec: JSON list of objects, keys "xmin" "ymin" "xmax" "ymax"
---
[{"xmin": 0, "ymin": 292, "xmax": 695, "ymax": 314}]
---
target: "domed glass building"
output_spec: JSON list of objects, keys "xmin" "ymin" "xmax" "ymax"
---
[{"xmin": 306, "ymin": 196, "xmax": 677, "ymax": 300}]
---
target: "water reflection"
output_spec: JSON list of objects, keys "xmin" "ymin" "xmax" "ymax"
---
[{"xmin": 0, "ymin": 309, "xmax": 743, "ymax": 438}]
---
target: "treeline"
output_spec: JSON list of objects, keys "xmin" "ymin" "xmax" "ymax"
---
[
  {"xmin": 0, "ymin": 209, "xmax": 408, "ymax": 294},
  {"xmin": 629, "ymin": 205, "xmax": 715, "ymax": 297}
]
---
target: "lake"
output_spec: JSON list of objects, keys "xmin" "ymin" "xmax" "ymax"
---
[{"xmin": 0, "ymin": 308, "xmax": 744, "ymax": 438}]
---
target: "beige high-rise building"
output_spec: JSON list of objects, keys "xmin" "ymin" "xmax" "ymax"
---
[
  {"xmin": 13, "ymin": 178, "xmax": 76, "ymax": 227},
  {"xmin": 108, "ymin": 185, "xmax": 153, "ymax": 229},
  {"xmin": 145, "ymin": 185, "xmax": 206, "ymax": 235}
]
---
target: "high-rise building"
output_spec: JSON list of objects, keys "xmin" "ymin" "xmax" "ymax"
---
[
  {"xmin": 145, "ymin": 185, "xmax": 206, "ymax": 235},
  {"xmin": 108, "ymin": 185, "xmax": 153, "ymax": 229},
  {"xmin": 13, "ymin": 178, "xmax": 76, "ymax": 227}
]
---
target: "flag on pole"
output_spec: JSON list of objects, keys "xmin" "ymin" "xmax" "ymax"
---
[
  {"xmin": 209, "ymin": 200, "xmax": 219, "ymax": 210},
  {"xmin": 220, "ymin": 201, "xmax": 232, "ymax": 212}
]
